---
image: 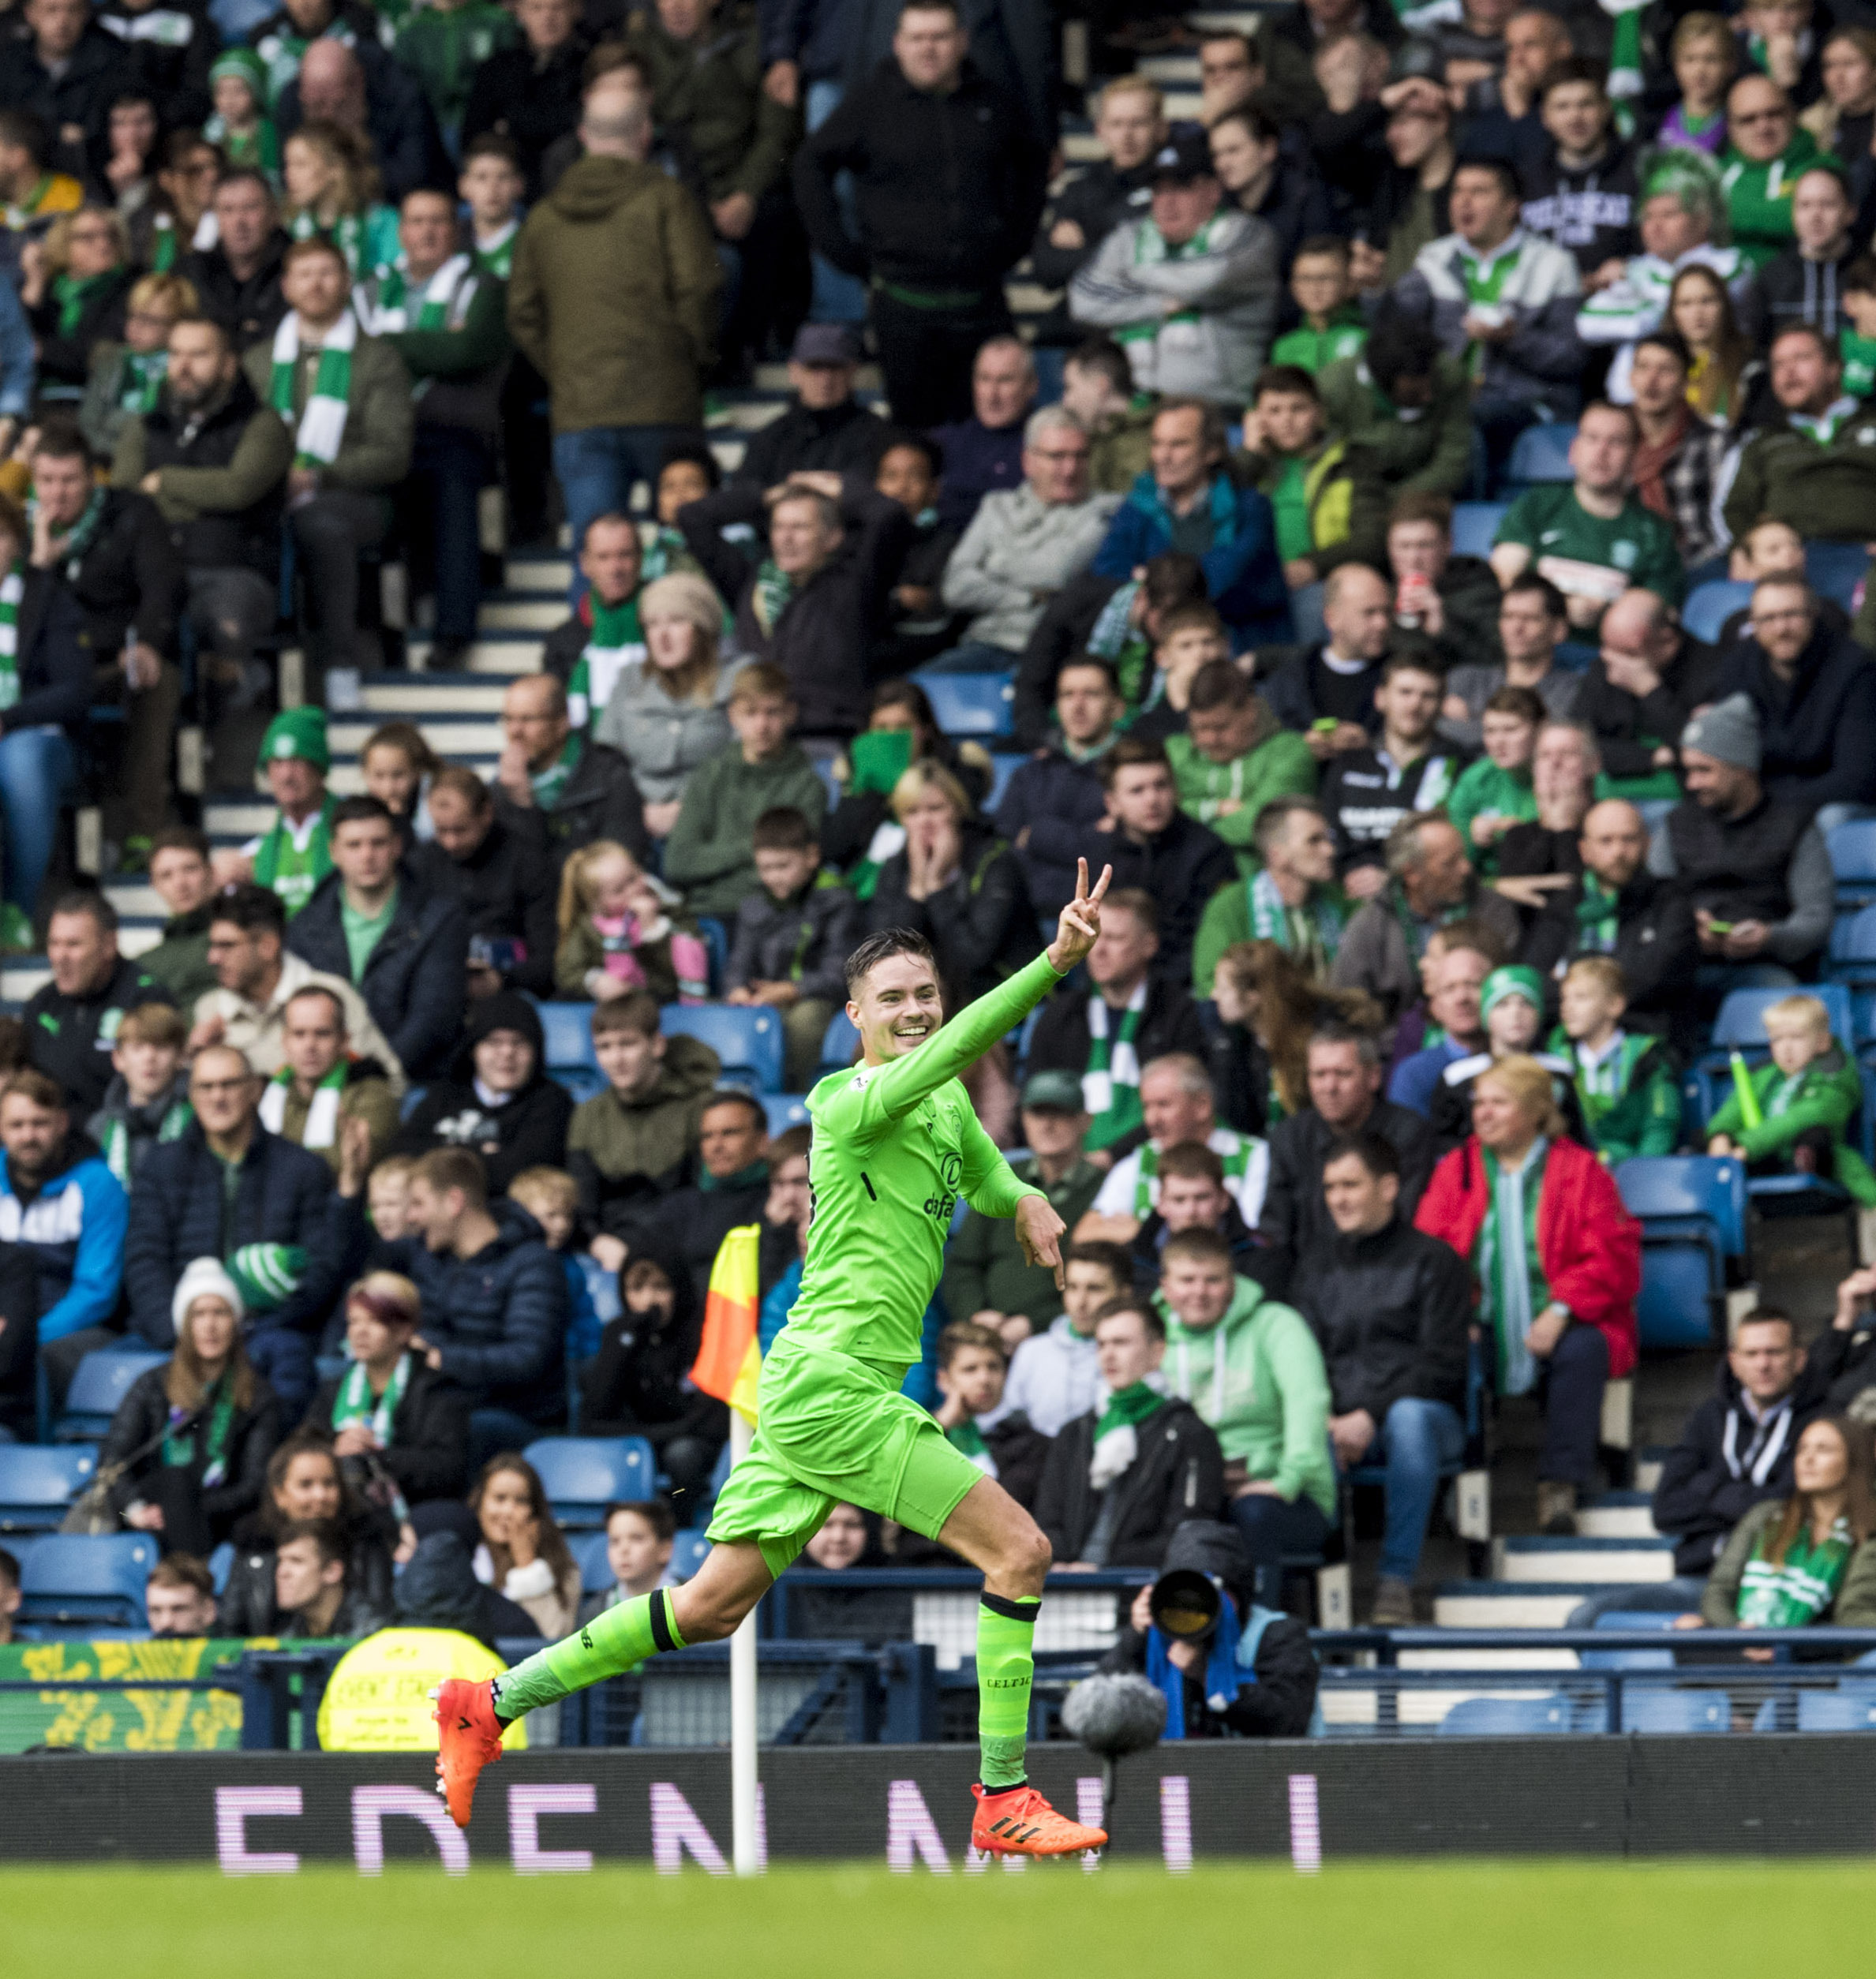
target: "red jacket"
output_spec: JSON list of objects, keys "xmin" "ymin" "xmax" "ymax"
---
[{"xmin": 1413, "ymin": 1135, "xmax": 1640, "ymax": 1380}]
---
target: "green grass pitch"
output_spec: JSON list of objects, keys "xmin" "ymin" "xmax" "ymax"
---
[{"xmin": 6, "ymin": 1861, "xmax": 1874, "ymax": 1978}]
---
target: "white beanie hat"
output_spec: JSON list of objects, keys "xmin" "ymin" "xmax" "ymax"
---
[{"xmin": 171, "ymin": 1256, "xmax": 245, "ymax": 1338}]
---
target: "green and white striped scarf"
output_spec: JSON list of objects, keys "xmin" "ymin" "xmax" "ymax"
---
[
  {"xmin": 269, "ymin": 308, "xmax": 357, "ymax": 468},
  {"xmin": 751, "ymin": 559, "xmax": 794, "ymax": 637},
  {"xmin": 1115, "ymin": 217, "xmax": 1215, "ymax": 342},
  {"xmin": 1574, "ymin": 872, "xmax": 1620, "ymax": 951},
  {"xmin": 331, "ymin": 1350, "xmax": 410, "ymax": 1446},
  {"xmin": 259, "ymin": 1057, "xmax": 346, "ymax": 1149},
  {"xmin": 1083, "ymin": 981, "xmax": 1148, "ymax": 1150},
  {"xmin": 101, "ymin": 1094, "xmax": 192, "ymax": 1187},
  {"xmin": 1477, "ymin": 1140, "xmax": 1548, "ymax": 1397},
  {"xmin": 364, "ymin": 253, "xmax": 473, "ymax": 334},
  {"xmin": 1247, "ymin": 868, "xmax": 1343, "ymax": 975},
  {"xmin": 116, "ymin": 346, "xmax": 167, "ymax": 413},
  {"xmin": 567, "ymin": 593, "xmax": 644, "ymax": 729},
  {"xmin": 945, "ymin": 1415, "xmax": 997, "ymax": 1476},
  {"xmin": 474, "ymin": 220, "xmax": 516, "ymax": 281},
  {"xmin": 227, "ymin": 1240, "xmax": 309, "ymax": 1312},
  {"xmin": 1738, "ymin": 1513, "xmax": 1854, "ymax": 1627},
  {"xmin": 531, "ymin": 730, "xmax": 582, "ymax": 810},
  {"xmin": 0, "ymin": 562, "xmax": 24, "ymax": 711}
]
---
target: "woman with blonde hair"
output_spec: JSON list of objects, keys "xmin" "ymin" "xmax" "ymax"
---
[
  {"xmin": 468, "ymin": 1452, "xmax": 581, "ymax": 1640},
  {"xmin": 77, "ymin": 267, "xmax": 199, "ymax": 457},
  {"xmin": 1415, "ymin": 1054, "xmax": 1641, "ymax": 1535},
  {"xmin": 97, "ymin": 1257, "xmax": 281, "ymax": 1555},
  {"xmin": 281, "ymin": 120, "xmax": 399, "ymax": 277},
  {"xmin": 24, "ymin": 204, "xmax": 135, "ymax": 392},
  {"xmin": 595, "ymin": 568, "xmax": 734, "ymax": 841}
]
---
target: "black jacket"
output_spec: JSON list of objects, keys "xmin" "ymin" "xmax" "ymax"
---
[
  {"xmin": 1740, "ymin": 244, "xmax": 1860, "ymax": 348},
  {"xmin": 1013, "ymin": 570, "xmax": 1120, "ymax": 750},
  {"xmin": 132, "ymin": 371, "xmax": 283, "ymax": 574},
  {"xmin": 993, "ymin": 746, "xmax": 1112, "ymax": 919},
  {"xmin": 1068, "ymin": 812, "xmax": 1234, "ymax": 988},
  {"xmin": 680, "ymin": 472, "xmax": 911, "ymax": 736},
  {"xmin": 1651, "ymin": 1358, "xmax": 1830, "ymax": 1576},
  {"xmin": 29, "ymin": 263, "xmax": 133, "ymax": 389},
  {"xmin": 124, "ymin": 1118, "xmax": 361, "ymax": 1346},
  {"xmin": 410, "ymin": 808, "xmax": 558, "ymax": 997},
  {"xmin": 1290, "ymin": 1213, "xmax": 1473, "ymax": 1420},
  {"xmin": 57, "ymin": 485, "xmax": 184, "ymax": 660},
  {"xmin": 1809, "ymin": 1314, "xmax": 1876, "ymax": 1413},
  {"xmin": 0, "ymin": 561, "xmax": 90, "ymax": 741},
  {"xmin": 1518, "ymin": 868, "xmax": 1700, "ymax": 1037},
  {"xmin": 1578, "ymin": 632, "xmax": 1720, "ymax": 784},
  {"xmin": 93, "ymin": 0, "xmax": 215, "ymax": 126},
  {"xmin": 1257, "ymin": 1100, "xmax": 1436, "ymax": 1267},
  {"xmin": 1099, "ymin": 1603, "xmax": 1319, "ymax": 1737},
  {"xmin": 1710, "ymin": 622, "xmax": 1876, "ymax": 814},
  {"xmin": 23, "ymin": 955, "xmax": 172, "ymax": 1117},
  {"xmin": 306, "ymin": 1356, "xmax": 474, "ymax": 1506},
  {"xmin": 580, "ymin": 1227, "xmax": 728, "ymax": 1448},
  {"xmin": 1320, "ymin": 746, "xmax": 1471, "ymax": 878},
  {"xmin": 614, "ymin": 1170, "xmax": 769, "ymax": 1307},
  {"xmin": 793, "ymin": 54, "xmax": 1047, "ymax": 294},
  {"xmin": 1260, "ymin": 645, "xmax": 1386, "ymax": 737},
  {"xmin": 1026, "ymin": 975, "xmax": 1210, "ymax": 1096},
  {"xmin": 1517, "ymin": 136, "xmax": 1640, "ymax": 273},
  {"xmin": 0, "ymin": 23, "xmax": 133, "ymax": 168},
  {"xmin": 286, "ymin": 866, "xmax": 470, "ymax": 1080},
  {"xmin": 1243, "ymin": 153, "xmax": 1338, "ymax": 282},
  {"xmin": 177, "ymin": 230, "xmax": 287, "ymax": 352},
  {"xmin": 734, "ymin": 396, "xmax": 887, "ymax": 487},
  {"xmin": 216, "ymin": 1500, "xmax": 397, "ymax": 1635},
  {"xmin": 492, "ymin": 736, "xmax": 652, "ymax": 874},
  {"xmin": 390, "ymin": 989, "xmax": 574, "ymax": 1195},
  {"xmin": 461, "ymin": 35, "xmax": 588, "ymax": 193},
  {"xmin": 864, "ymin": 821, "xmax": 1036, "ymax": 1006},
  {"xmin": 1035, "ymin": 1396, "xmax": 1225, "ymax": 1567},
  {"xmin": 99, "ymin": 1362, "xmax": 280, "ymax": 1541}
]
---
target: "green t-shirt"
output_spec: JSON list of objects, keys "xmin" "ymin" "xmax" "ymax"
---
[
  {"xmin": 1844, "ymin": 330, "xmax": 1876, "ymax": 401},
  {"xmin": 1270, "ymin": 316, "xmax": 1368, "ymax": 376},
  {"xmin": 340, "ymin": 888, "xmax": 397, "ymax": 982},
  {"xmin": 1495, "ymin": 484, "xmax": 1685, "ymax": 608},
  {"xmin": 792, "ymin": 952, "xmax": 1062, "ymax": 1367},
  {"xmin": 1268, "ymin": 456, "xmax": 1313, "ymax": 562},
  {"xmin": 1447, "ymin": 758, "xmax": 1537, "ymax": 874}
]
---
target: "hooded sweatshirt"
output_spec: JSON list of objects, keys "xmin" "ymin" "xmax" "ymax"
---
[
  {"xmin": 1155, "ymin": 1273, "xmax": 1335, "ymax": 1518},
  {"xmin": 389, "ymin": 990, "xmax": 573, "ymax": 1197},
  {"xmin": 580, "ymin": 1225, "xmax": 728, "ymax": 1450}
]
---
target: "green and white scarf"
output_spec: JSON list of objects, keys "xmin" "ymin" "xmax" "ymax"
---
[
  {"xmin": 227, "ymin": 1240, "xmax": 309, "ymax": 1313},
  {"xmin": 1738, "ymin": 1513, "xmax": 1855, "ymax": 1627},
  {"xmin": 567, "ymin": 593, "xmax": 645, "ymax": 729},
  {"xmin": 1248, "ymin": 868, "xmax": 1344, "ymax": 976},
  {"xmin": 1134, "ymin": 1133, "xmax": 1252, "ymax": 1221},
  {"xmin": 101, "ymin": 1094, "xmax": 191, "ymax": 1187},
  {"xmin": 331, "ymin": 1350, "xmax": 410, "ymax": 1446},
  {"xmin": 115, "ymin": 346, "xmax": 168, "ymax": 413},
  {"xmin": 474, "ymin": 220, "xmax": 517, "ymax": 281},
  {"xmin": 31, "ymin": 484, "xmax": 110, "ymax": 585},
  {"xmin": 1477, "ymin": 1140, "xmax": 1548, "ymax": 1397},
  {"xmin": 1115, "ymin": 217, "xmax": 1215, "ymax": 343},
  {"xmin": 531, "ymin": 730, "xmax": 583, "ymax": 810},
  {"xmin": 945, "ymin": 1415, "xmax": 997, "ymax": 1477},
  {"xmin": 259, "ymin": 1058, "xmax": 346, "ymax": 1148},
  {"xmin": 256, "ymin": 21, "xmax": 356, "ymax": 103},
  {"xmin": 641, "ymin": 526, "xmax": 688, "ymax": 583},
  {"xmin": 205, "ymin": 112, "xmax": 281, "ymax": 178},
  {"xmin": 0, "ymin": 561, "xmax": 24, "ymax": 711},
  {"xmin": 1457, "ymin": 232, "xmax": 1526, "ymax": 379},
  {"xmin": 1575, "ymin": 873, "xmax": 1620, "ymax": 951},
  {"xmin": 52, "ymin": 268, "xmax": 115, "ymax": 336},
  {"xmin": 163, "ymin": 1374, "xmax": 237, "ymax": 1486},
  {"xmin": 1088, "ymin": 579, "xmax": 1151, "ymax": 705},
  {"xmin": 364, "ymin": 252, "xmax": 473, "ymax": 334},
  {"xmin": 1387, "ymin": 879, "xmax": 1466, "ymax": 963},
  {"xmin": 1789, "ymin": 395, "xmax": 1859, "ymax": 447},
  {"xmin": 1083, "ymin": 982, "xmax": 1148, "ymax": 1150},
  {"xmin": 269, "ymin": 308, "xmax": 358, "ymax": 468},
  {"xmin": 253, "ymin": 795, "xmax": 336, "ymax": 916},
  {"xmin": 1571, "ymin": 1030, "xmax": 1651, "ymax": 1138},
  {"xmin": 1088, "ymin": 1379, "xmax": 1165, "ymax": 1489},
  {"xmin": 751, "ymin": 559, "xmax": 794, "ymax": 637}
]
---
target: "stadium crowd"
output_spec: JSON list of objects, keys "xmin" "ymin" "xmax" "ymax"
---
[{"xmin": 5, "ymin": 0, "xmax": 1876, "ymax": 1687}]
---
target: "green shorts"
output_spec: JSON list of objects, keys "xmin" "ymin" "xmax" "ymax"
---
[{"xmin": 705, "ymin": 1335, "xmax": 986, "ymax": 1578}]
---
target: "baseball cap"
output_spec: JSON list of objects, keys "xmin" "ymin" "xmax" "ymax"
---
[
  {"xmin": 1021, "ymin": 1070, "xmax": 1088, "ymax": 1113},
  {"xmin": 1148, "ymin": 128, "xmax": 1217, "ymax": 186},
  {"xmin": 790, "ymin": 322, "xmax": 861, "ymax": 366}
]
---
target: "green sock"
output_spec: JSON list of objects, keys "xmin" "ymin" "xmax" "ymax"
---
[
  {"xmin": 976, "ymin": 1593, "xmax": 1039, "ymax": 1791},
  {"xmin": 492, "ymin": 1587, "xmax": 686, "ymax": 1721}
]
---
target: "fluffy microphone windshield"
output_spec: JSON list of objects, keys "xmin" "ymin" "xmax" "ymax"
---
[{"xmin": 1061, "ymin": 1671, "xmax": 1166, "ymax": 1759}]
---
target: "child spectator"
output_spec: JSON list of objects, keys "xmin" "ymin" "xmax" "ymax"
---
[
  {"xmin": 461, "ymin": 135, "xmax": 525, "ymax": 280},
  {"xmin": 469, "ymin": 1453, "xmax": 581, "ymax": 1640},
  {"xmin": 1004, "ymin": 1239, "xmax": 1132, "ymax": 1435},
  {"xmin": 664, "ymin": 663, "xmax": 828, "ymax": 920},
  {"xmin": 1840, "ymin": 255, "xmax": 1876, "ymax": 396},
  {"xmin": 1706, "ymin": 993, "xmax": 1876, "ymax": 1203},
  {"xmin": 724, "ymin": 806, "xmax": 856, "ymax": 1091},
  {"xmin": 1658, "ymin": 12, "xmax": 1737, "ymax": 154},
  {"xmin": 1129, "ymin": 600, "xmax": 1231, "ymax": 741},
  {"xmin": 361, "ymin": 723, "xmax": 440, "ymax": 845},
  {"xmin": 569, "ymin": 993, "xmax": 722, "ymax": 1260},
  {"xmin": 1269, "ymin": 238, "xmax": 1368, "ymax": 374},
  {"xmin": 368, "ymin": 1154, "xmax": 418, "ymax": 1240},
  {"xmin": 581, "ymin": 1233, "xmax": 727, "ymax": 1499},
  {"xmin": 579, "ymin": 1498, "xmax": 679, "ymax": 1622},
  {"xmin": 206, "ymin": 51, "xmax": 279, "ymax": 180},
  {"xmin": 87, "ymin": 1001, "xmax": 191, "ymax": 1190},
  {"xmin": 932, "ymin": 1321, "xmax": 1050, "ymax": 1510},
  {"xmin": 1429, "ymin": 964, "xmax": 1584, "ymax": 1157},
  {"xmin": 232, "ymin": 707, "xmax": 334, "ymax": 915},
  {"xmin": 1447, "ymin": 686, "xmax": 1545, "ymax": 876},
  {"xmin": 554, "ymin": 837, "xmax": 708, "ymax": 1004},
  {"xmin": 507, "ymin": 1165, "xmax": 602, "ymax": 1364},
  {"xmin": 1556, "ymin": 956, "xmax": 1681, "ymax": 1164}
]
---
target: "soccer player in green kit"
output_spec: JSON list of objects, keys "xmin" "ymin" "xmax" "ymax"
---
[{"xmin": 435, "ymin": 860, "xmax": 1114, "ymax": 1856}]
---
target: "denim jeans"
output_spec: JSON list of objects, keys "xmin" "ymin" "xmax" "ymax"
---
[
  {"xmin": 407, "ymin": 427, "xmax": 492, "ymax": 642},
  {"xmin": 1368, "ymin": 1395, "xmax": 1467, "ymax": 1582},
  {"xmin": 0, "ymin": 723, "xmax": 76, "ymax": 915},
  {"xmin": 552, "ymin": 425, "xmax": 697, "ymax": 602},
  {"xmin": 1227, "ymin": 1490, "xmax": 1334, "ymax": 1608},
  {"xmin": 1537, "ymin": 1320, "xmax": 1610, "ymax": 1486}
]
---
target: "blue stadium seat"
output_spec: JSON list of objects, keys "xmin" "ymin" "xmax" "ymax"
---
[
  {"xmin": 1828, "ymin": 821, "xmax": 1876, "ymax": 914},
  {"xmin": 762, "ymin": 1094, "xmax": 810, "ymax": 1134},
  {"xmin": 819, "ymin": 1009, "xmax": 860, "ymax": 1079},
  {"xmin": 672, "ymin": 1530, "xmax": 711, "ymax": 1580},
  {"xmin": 549, "ymin": 1065, "xmax": 609, "ymax": 1105},
  {"xmin": 1682, "ymin": 579, "xmax": 1753, "ymax": 645},
  {"xmin": 1620, "ymin": 1688, "xmax": 1728, "ymax": 1733},
  {"xmin": 1807, "ymin": 541, "xmax": 1870, "ymax": 609},
  {"xmin": 1829, "ymin": 902, "xmax": 1876, "ymax": 997},
  {"xmin": 660, "ymin": 1004, "xmax": 784, "ymax": 1093},
  {"xmin": 917, "ymin": 672, "xmax": 1014, "ymax": 739},
  {"xmin": 18, "ymin": 1532, "xmax": 157, "ymax": 1626},
  {"xmin": 53, "ymin": 1349, "xmax": 167, "ymax": 1442},
  {"xmin": 1451, "ymin": 502, "xmax": 1508, "ymax": 559},
  {"xmin": 1709, "ymin": 984, "xmax": 1855, "ymax": 1050},
  {"xmin": 1796, "ymin": 1686, "xmax": 1876, "ymax": 1730},
  {"xmin": 0, "ymin": 1443, "xmax": 99, "ymax": 1532},
  {"xmin": 1617, "ymin": 1156, "xmax": 1744, "ymax": 1350},
  {"xmin": 538, "ymin": 1001, "xmax": 600, "ymax": 1076},
  {"xmin": 1507, "ymin": 422, "xmax": 1577, "ymax": 486},
  {"xmin": 523, "ymin": 1435, "xmax": 656, "ymax": 1528},
  {"xmin": 573, "ymin": 1528, "xmax": 616, "ymax": 1593},
  {"xmin": 1437, "ymin": 1695, "xmax": 1571, "ymax": 1734},
  {"xmin": 987, "ymin": 754, "xmax": 1025, "ymax": 810},
  {"xmin": 208, "ymin": 1542, "xmax": 234, "ymax": 1593},
  {"xmin": 1635, "ymin": 1247, "xmax": 1723, "ymax": 1350}
]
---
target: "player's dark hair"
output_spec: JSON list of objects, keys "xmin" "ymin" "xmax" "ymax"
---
[{"xmin": 844, "ymin": 926, "xmax": 937, "ymax": 996}]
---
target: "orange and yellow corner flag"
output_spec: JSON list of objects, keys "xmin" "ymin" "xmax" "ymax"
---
[{"xmin": 691, "ymin": 1221, "xmax": 762, "ymax": 1424}]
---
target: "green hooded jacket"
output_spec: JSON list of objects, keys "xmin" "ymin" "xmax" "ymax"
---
[
  {"xmin": 1156, "ymin": 1273, "xmax": 1335, "ymax": 1519},
  {"xmin": 1164, "ymin": 697, "xmax": 1317, "ymax": 874},
  {"xmin": 1706, "ymin": 1043, "xmax": 1876, "ymax": 1203},
  {"xmin": 1316, "ymin": 350, "xmax": 1473, "ymax": 503}
]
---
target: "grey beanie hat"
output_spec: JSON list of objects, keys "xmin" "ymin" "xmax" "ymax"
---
[{"xmin": 1681, "ymin": 693, "xmax": 1761, "ymax": 773}]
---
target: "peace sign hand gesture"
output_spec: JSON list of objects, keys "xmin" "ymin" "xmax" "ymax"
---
[{"xmin": 1046, "ymin": 858, "xmax": 1112, "ymax": 975}]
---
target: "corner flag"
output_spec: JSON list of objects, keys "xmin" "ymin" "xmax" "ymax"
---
[{"xmin": 691, "ymin": 1221, "xmax": 762, "ymax": 1424}]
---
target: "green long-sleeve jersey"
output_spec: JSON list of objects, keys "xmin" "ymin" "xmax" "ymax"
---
[{"xmin": 792, "ymin": 951, "xmax": 1062, "ymax": 1368}]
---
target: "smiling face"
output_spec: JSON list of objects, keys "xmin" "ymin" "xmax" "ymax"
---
[
  {"xmin": 849, "ymin": 948, "xmax": 945, "ymax": 1063},
  {"xmin": 1793, "ymin": 1418, "xmax": 1851, "ymax": 1495},
  {"xmin": 275, "ymin": 1449, "xmax": 340, "ymax": 1522}
]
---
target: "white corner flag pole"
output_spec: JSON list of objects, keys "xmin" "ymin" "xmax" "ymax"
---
[{"xmin": 728, "ymin": 1408, "xmax": 761, "ymax": 1876}]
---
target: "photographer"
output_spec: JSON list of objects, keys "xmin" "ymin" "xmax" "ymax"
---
[
  {"xmin": 1098, "ymin": 1518, "xmax": 1318, "ymax": 1737},
  {"xmin": 306, "ymin": 1272, "xmax": 472, "ymax": 1511}
]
